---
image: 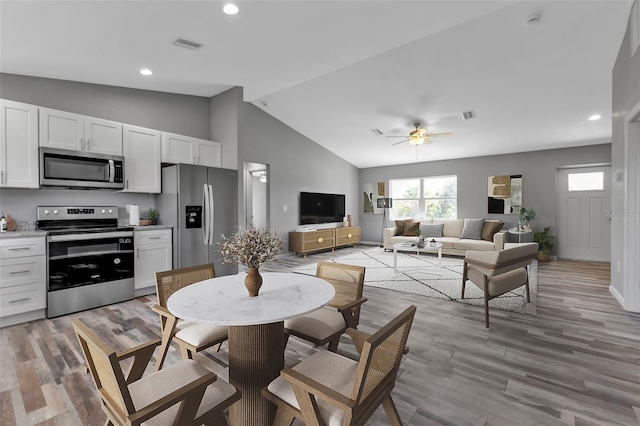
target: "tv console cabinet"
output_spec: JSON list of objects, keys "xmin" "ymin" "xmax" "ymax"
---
[{"xmin": 289, "ymin": 226, "xmax": 361, "ymax": 257}]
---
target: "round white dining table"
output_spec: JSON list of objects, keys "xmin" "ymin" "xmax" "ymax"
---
[{"xmin": 167, "ymin": 272, "xmax": 335, "ymax": 426}]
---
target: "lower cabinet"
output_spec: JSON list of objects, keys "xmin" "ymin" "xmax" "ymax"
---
[
  {"xmin": 134, "ymin": 229, "xmax": 172, "ymax": 296},
  {"xmin": 0, "ymin": 236, "xmax": 46, "ymax": 327}
]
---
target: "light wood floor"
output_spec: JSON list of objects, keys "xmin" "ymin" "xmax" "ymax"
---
[{"xmin": 1, "ymin": 247, "xmax": 639, "ymax": 425}]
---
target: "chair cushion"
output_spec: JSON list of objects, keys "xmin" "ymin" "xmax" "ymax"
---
[
  {"xmin": 482, "ymin": 220, "xmax": 504, "ymax": 241},
  {"xmin": 461, "ymin": 218, "xmax": 485, "ymax": 240},
  {"xmin": 284, "ymin": 307, "xmax": 346, "ymax": 341},
  {"xmin": 267, "ymin": 350, "xmax": 358, "ymax": 426},
  {"xmin": 420, "ymin": 223, "xmax": 444, "ymax": 237},
  {"xmin": 467, "ymin": 267, "xmax": 529, "ymax": 297},
  {"xmin": 175, "ymin": 321, "xmax": 228, "ymax": 347},
  {"xmin": 129, "ymin": 359, "xmax": 236, "ymax": 426}
]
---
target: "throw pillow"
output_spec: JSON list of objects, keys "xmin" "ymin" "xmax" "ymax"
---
[
  {"xmin": 403, "ymin": 221, "xmax": 420, "ymax": 236},
  {"xmin": 482, "ymin": 220, "xmax": 504, "ymax": 241},
  {"xmin": 420, "ymin": 223, "xmax": 444, "ymax": 237},
  {"xmin": 461, "ymin": 218, "xmax": 485, "ymax": 240},
  {"xmin": 394, "ymin": 220, "xmax": 409, "ymax": 236}
]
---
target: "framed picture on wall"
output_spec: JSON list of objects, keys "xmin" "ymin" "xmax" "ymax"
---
[
  {"xmin": 363, "ymin": 182, "xmax": 386, "ymax": 214},
  {"xmin": 487, "ymin": 175, "xmax": 522, "ymax": 214}
]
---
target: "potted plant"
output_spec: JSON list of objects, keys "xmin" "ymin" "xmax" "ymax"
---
[
  {"xmin": 533, "ymin": 226, "xmax": 556, "ymax": 262},
  {"xmin": 219, "ymin": 226, "xmax": 283, "ymax": 296},
  {"xmin": 519, "ymin": 207, "xmax": 535, "ymax": 231},
  {"xmin": 147, "ymin": 208, "xmax": 159, "ymax": 225}
]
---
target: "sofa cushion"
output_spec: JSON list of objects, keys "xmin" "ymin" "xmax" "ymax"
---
[
  {"xmin": 455, "ymin": 239, "xmax": 495, "ymax": 251},
  {"xmin": 420, "ymin": 223, "xmax": 444, "ymax": 237},
  {"xmin": 482, "ymin": 220, "xmax": 504, "ymax": 241},
  {"xmin": 403, "ymin": 221, "xmax": 420, "ymax": 236},
  {"xmin": 433, "ymin": 219, "xmax": 464, "ymax": 238},
  {"xmin": 434, "ymin": 237, "xmax": 459, "ymax": 249},
  {"xmin": 461, "ymin": 219, "xmax": 485, "ymax": 240}
]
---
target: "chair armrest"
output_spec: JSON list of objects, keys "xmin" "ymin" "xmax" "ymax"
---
[
  {"xmin": 128, "ymin": 371, "xmax": 218, "ymax": 424},
  {"xmin": 494, "ymin": 230, "xmax": 507, "ymax": 251},
  {"xmin": 335, "ymin": 297, "xmax": 368, "ymax": 313},
  {"xmin": 281, "ymin": 367, "xmax": 355, "ymax": 411},
  {"xmin": 151, "ymin": 304, "xmax": 172, "ymax": 317},
  {"xmin": 345, "ymin": 328, "xmax": 370, "ymax": 354},
  {"xmin": 117, "ymin": 338, "xmax": 162, "ymax": 384},
  {"xmin": 335, "ymin": 297, "xmax": 368, "ymax": 328}
]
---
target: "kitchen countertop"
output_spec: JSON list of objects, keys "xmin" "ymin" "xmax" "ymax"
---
[
  {"xmin": 0, "ymin": 230, "xmax": 48, "ymax": 239},
  {"xmin": 133, "ymin": 225, "xmax": 173, "ymax": 231}
]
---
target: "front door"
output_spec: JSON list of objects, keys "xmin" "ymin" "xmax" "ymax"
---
[{"xmin": 556, "ymin": 166, "xmax": 611, "ymax": 262}]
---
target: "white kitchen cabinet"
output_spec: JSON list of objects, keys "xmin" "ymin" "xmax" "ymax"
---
[
  {"xmin": 134, "ymin": 228, "xmax": 172, "ymax": 296},
  {"xmin": 122, "ymin": 125, "xmax": 161, "ymax": 193},
  {"xmin": 0, "ymin": 236, "xmax": 46, "ymax": 327},
  {"xmin": 161, "ymin": 132, "xmax": 221, "ymax": 168},
  {"xmin": 40, "ymin": 107, "xmax": 123, "ymax": 156},
  {"xmin": 0, "ymin": 100, "xmax": 39, "ymax": 188}
]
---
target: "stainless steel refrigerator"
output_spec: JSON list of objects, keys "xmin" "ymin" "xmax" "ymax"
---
[{"xmin": 156, "ymin": 164, "xmax": 238, "ymax": 276}]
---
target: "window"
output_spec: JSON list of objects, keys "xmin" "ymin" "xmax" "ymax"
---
[
  {"xmin": 389, "ymin": 175, "xmax": 457, "ymax": 219},
  {"xmin": 568, "ymin": 172, "xmax": 604, "ymax": 191}
]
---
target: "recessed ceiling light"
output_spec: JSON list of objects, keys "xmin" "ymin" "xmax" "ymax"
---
[
  {"xmin": 526, "ymin": 14, "xmax": 542, "ymax": 26},
  {"xmin": 140, "ymin": 69, "xmax": 153, "ymax": 76},
  {"xmin": 223, "ymin": 4, "xmax": 239, "ymax": 15},
  {"xmin": 588, "ymin": 114, "xmax": 602, "ymax": 121}
]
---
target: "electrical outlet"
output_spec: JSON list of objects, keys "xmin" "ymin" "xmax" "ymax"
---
[{"xmin": 282, "ymin": 205, "xmax": 288, "ymax": 212}]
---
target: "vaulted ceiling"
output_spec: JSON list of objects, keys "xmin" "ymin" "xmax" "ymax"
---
[{"xmin": 0, "ymin": 1, "xmax": 632, "ymax": 168}]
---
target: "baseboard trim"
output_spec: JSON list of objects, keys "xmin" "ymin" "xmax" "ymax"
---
[{"xmin": 609, "ymin": 285, "xmax": 625, "ymax": 308}]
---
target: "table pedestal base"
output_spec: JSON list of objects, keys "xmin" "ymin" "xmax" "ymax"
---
[{"xmin": 228, "ymin": 322, "xmax": 284, "ymax": 426}]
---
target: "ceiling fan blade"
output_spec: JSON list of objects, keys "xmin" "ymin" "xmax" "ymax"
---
[
  {"xmin": 426, "ymin": 132, "xmax": 453, "ymax": 138},
  {"xmin": 392, "ymin": 139, "xmax": 408, "ymax": 146},
  {"xmin": 385, "ymin": 135, "xmax": 408, "ymax": 138},
  {"xmin": 424, "ymin": 138, "xmax": 434, "ymax": 145}
]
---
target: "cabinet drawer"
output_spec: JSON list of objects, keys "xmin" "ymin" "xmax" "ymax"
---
[
  {"xmin": 0, "ymin": 256, "xmax": 45, "ymax": 289},
  {"xmin": 303, "ymin": 238, "xmax": 334, "ymax": 251},
  {"xmin": 135, "ymin": 229, "xmax": 171, "ymax": 246},
  {"xmin": 0, "ymin": 237, "xmax": 46, "ymax": 259},
  {"xmin": 336, "ymin": 227, "xmax": 360, "ymax": 239},
  {"xmin": 300, "ymin": 230, "xmax": 334, "ymax": 242},
  {"xmin": 0, "ymin": 282, "xmax": 46, "ymax": 318}
]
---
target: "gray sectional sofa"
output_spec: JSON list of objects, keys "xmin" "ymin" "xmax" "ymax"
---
[{"xmin": 383, "ymin": 219, "xmax": 507, "ymax": 256}]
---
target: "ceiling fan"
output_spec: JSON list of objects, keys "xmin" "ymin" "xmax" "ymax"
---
[{"xmin": 387, "ymin": 122, "xmax": 453, "ymax": 146}]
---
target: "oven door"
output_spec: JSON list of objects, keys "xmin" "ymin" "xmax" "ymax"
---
[{"xmin": 47, "ymin": 231, "xmax": 134, "ymax": 292}]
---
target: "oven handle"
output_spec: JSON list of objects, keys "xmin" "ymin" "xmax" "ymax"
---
[{"xmin": 48, "ymin": 231, "xmax": 133, "ymax": 242}]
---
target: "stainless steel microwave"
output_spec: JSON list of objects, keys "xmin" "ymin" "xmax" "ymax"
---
[{"xmin": 40, "ymin": 147, "xmax": 125, "ymax": 189}]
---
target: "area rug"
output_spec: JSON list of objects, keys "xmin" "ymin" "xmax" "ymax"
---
[{"xmin": 291, "ymin": 247, "xmax": 537, "ymax": 315}]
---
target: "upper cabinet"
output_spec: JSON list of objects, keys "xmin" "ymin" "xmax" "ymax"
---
[
  {"xmin": 0, "ymin": 100, "xmax": 39, "ymax": 189},
  {"xmin": 122, "ymin": 125, "xmax": 161, "ymax": 193},
  {"xmin": 161, "ymin": 132, "xmax": 221, "ymax": 168},
  {"xmin": 39, "ymin": 107, "xmax": 123, "ymax": 156}
]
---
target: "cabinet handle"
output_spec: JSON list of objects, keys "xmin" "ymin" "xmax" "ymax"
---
[
  {"xmin": 1, "ymin": 170, "xmax": 4, "ymax": 185},
  {"xmin": 148, "ymin": 236, "xmax": 162, "ymax": 240},
  {"xmin": 197, "ymin": 156, "xmax": 200, "ymax": 164},
  {"xmin": 80, "ymin": 138, "xmax": 84, "ymax": 150},
  {"xmin": 8, "ymin": 247, "xmax": 30, "ymax": 251},
  {"xmin": 87, "ymin": 139, "xmax": 91, "ymax": 151},
  {"xmin": 9, "ymin": 270, "xmax": 30, "ymax": 275},
  {"xmin": 136, "ymin": 248, "xmax": 139, "ymax": 259},
  {"xmin": 9, "ymin": 297, "xmax": 30, "ymax": 304},
  {"xmin": 126, "ymin": 179, "xmax": 129, "ymax": 189}
]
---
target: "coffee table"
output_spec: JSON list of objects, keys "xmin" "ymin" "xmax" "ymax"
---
[{"xmin": 393, "ymin": 241, "xmax": 443, "ymax": 274}]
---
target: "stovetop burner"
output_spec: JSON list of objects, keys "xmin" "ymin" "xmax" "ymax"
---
[{"xmin": 36, "ymin": 205, "xmax": 131, "ymax": 235}]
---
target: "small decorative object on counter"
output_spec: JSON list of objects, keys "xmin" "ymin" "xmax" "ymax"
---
[
  {"xmin": 0, "ymin": 214, "xmax": 6, "ymax": 233},
  {"xmin": 219, "ymin": 225, "xmax": 283, "ymax": 297},
  {"xmin": 147, "ymin": 208, "xmax": 159, "ymax": 225},
  {"xmin": 5, "ymin": 214, "xmax": 16, "ymax": 231},
  {"xmin": 430, "ymin": 238, "xmax": 437, "ymax": 247},
  {"xmin": 343, "ymin": 216, "xmax": 348, "ymax": 227},
  {"xmin": 416, "ymin": 236, "xmax": 426, "ymax": 248},
  {"xmin": 347, "ymin": 214, "xmax": 352, "ymax": 227}
]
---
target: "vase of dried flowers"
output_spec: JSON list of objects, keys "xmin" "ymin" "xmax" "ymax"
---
[{"xmin": 219, "ymin": 226, "xmax": 283, "ymax": 297}]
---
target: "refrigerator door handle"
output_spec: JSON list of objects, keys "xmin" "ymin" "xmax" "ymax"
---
[
  {"xmin": 208, "ymin": 184, "xmax": 215, "ymax": 245},
  {"xmin": 202, "ymin": 184, "xmax": 209, "ymax": 245}
]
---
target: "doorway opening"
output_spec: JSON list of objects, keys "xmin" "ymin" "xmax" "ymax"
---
[{"xmin": 244, "ymin": 162, "xmax": 269, "ymax": 228}]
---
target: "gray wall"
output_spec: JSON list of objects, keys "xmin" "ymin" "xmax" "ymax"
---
[
  {"xmin": 210, "ymin": 87, "xmax": 239, "ymax": 169},
  {"xmin": 236, "ymin": 99, "xmax": 360, "ymax": 250},
  {"xmin": 359, "ymin": 144, "xmax": 612, "ymax": 245},
  {"xmin": 0, "ymin": 73, "xmax": 211, "ymax": 139},
  {"xmin": 611, "ymin": 13, "xmax": 640, "ymax": 301}
]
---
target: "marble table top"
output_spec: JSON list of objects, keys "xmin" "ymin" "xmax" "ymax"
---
[{"xmin": 167, "ymin": 272, "xmax": 335, "ymax": 326}]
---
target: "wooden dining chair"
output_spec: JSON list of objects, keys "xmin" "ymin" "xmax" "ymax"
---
[
  {"xmin": 264, "ymin": 305, "xmax": 416, "ymax": 426},
  {"xmin": 72, "ymin": 318, "xmax": 240, "ymax": 426},
  {"xmin": 284, "ymin": 261, "xmax": 367, "ymax": 352},
  {"xmin": 152, "ymin": 263, "xmax": 228, "ymax": 370}
]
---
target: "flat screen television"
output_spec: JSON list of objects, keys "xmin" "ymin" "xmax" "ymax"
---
[{"xmin": 300, "ymin": 192, "xmax": 346, "ymax": 225}]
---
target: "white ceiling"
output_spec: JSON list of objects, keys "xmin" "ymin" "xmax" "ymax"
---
[{"xmin": 0, "ymin": 0, "xmax": 633, "ymax": 168}]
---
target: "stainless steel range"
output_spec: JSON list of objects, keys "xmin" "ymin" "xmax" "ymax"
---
[{"xmin": 36, "ymin": 206, "xmax": 134, "ymax": 318}]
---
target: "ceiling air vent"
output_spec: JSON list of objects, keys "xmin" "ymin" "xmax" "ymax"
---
[
  {"xmin": 371, "ymin": 129, "xmax": 383, "ymax": 136},
  {"xmin": 460, "ymin": 110, "xmax": 476, "ymax": 120},
  {"xmin": 172, "ymin": 38, "xmax": 203, "ymax": 50}
]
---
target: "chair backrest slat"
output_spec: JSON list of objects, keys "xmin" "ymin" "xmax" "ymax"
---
[
  {"xmin": 155, "ymin": 263, "xmax": 216, "ymax": 308},
  {"xmin": 72, "ymin": 319, "xmax": 135, "ymax": 420},
  {"xmin": 351, "ymin": 306, "xmax": 416, "ymax": 404},
  {"xmin": 316, "ymin": 262, "xmax": 365, "ymax": 321}
]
